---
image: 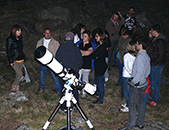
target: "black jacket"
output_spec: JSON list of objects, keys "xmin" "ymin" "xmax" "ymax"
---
[
  {"xmin": 55, "ymin": 40, "xmax": 83, "ymax": 74},
  {"xmin": 147, "ymin": 35, "xmax": 166, "ymax": 66},
  {"xmin": 90, "ymin": 43, "xmax": 107, "ymax": 76},
  {"xmin": 6, "ymin": 33, "xmax": 25, "ymax": 63}
]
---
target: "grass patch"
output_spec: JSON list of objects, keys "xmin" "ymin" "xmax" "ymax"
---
[
  {"xmin": 42, "ymin": 94, "xmax": 57, "ymax": 102},
  {"xmin": 105, "ymin": 115, "xmax": 114, "ymax": 120}
]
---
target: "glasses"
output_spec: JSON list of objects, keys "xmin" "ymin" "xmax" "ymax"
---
[{"xmin": 95, "ymin": 35, "xmax": 99, "ymax": 38}]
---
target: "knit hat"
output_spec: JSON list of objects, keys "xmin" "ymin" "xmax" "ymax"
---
[{"xmin": 65, "ymin": 32, "xmax": 74, "ymax": 40}]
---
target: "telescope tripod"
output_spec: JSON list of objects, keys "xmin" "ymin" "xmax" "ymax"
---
[{"xmin": 42, "ymin": 84, "xmax": 94, "ymax": 130}]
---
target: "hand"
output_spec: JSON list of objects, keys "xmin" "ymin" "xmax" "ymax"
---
[
  {"xmin": 128, "ymin": 82, "xmax": 135, "ymax": 87},
  {"xmin": 118, "ymin": 11, "xmax": 122, "ymax": 17},
  {"xmin": 10, "ymin": 63, "xmax": 14, "ymax": 66}
]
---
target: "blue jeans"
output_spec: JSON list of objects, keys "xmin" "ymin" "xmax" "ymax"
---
[
  {"xmin": 95, "ymin": 75, "xmax": 105, "ymax": 102},
  {"xmin": 149, "ymin": 66, "xmax": 163, "ymax": 104},
  {"xmin": 39, "ymin": 64, "xmax": 61, "ymax": 92},
  {"xmin": 117, "ymin": 57, "xmax": 123, "ymax": 86},
  {"xmin": 122, "ymin": 77, "xmax": 130, "ymax": 107}
]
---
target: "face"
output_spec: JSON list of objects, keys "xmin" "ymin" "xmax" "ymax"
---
[
  {"xmin": 83, "ymin": 33, "xmax": 89, "ymax": 42},
  {"xmin": 15, "ymin": 29, "xmax": 22, "ymax": 37},
  {"xmin": 112, "ymin": 14, "xmax": 119, "ymax": 21},
  {"xmin": 135, "ymin": 41, "xmax": 140, "ymax": 51},
  {"xmin": 81, "ymin": 28, "xmax": 85, "ymax": 34},
  {"xmin": 95, "ymin": 33, "xmax": 101, "ymax": 42},
  {"xmin": 150, "ymin": 29, "xmax": 156, "ymax": 37},
  {"xmin": 148, "ymin": 30, "xmax": 152, "ymax": 38},
  {"xmin": 44, "ymin": 29, "xmax": 51, "ymax": 39},
  {"xmin": 128, "ymin": 8, "xmax": 135, "ymax": 15}
]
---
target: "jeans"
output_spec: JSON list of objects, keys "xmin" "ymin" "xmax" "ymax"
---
[
  {"xmin": 122, "ymin": 77, "xmax": 130, "ymax": 107},
  {"xmin": 104, "ymin": 57, "xmax": 109, "ymax": 79},
  {"xmin": 108, "ymin": 40, "xmax": 118, "ymax": 67},
  {"xmin": 149, "ymin": 66, "xmax": 164, "ymax": 104},
  {"xmin": 117, "ymin": 57, "xmax": 123, "ymax": 86},
  {"xmin": 39, "ymin": 64, "xmax": 61, "ymax": 92},
  {"xmin": 126, "ymin": 85, "xmax": 147, "ymax": 130},
  {"xmin": 95, "ymin": 75, "xmax": 105, "ymax": 102}
]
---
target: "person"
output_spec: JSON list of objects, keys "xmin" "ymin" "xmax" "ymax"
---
[
  {"xmin": 147, "ymin": 24, "xmax": 166, "ymax": 107},
  {"xmin": 36, "ymin": 28, "xmax": 61, "ymax": 94},
  {"xmin": 123, "ymin": 7, "xmax": 137, "ymax": 36},
  {"xmin": 120, "ymin": 41, "xmax": 136, "ymax": 113},
  {"xmin": 73, "ymin": 23, "xmax": 85, "ymax": 44},
  {"xmin": 76, "ymin": 30, "xmax": 93, "ymax": 98},
  {"xmin": 91, "ymin": 29, "xmax": 107, "ymax": 105},
  {"xmin": 117, "ymin": 27, "xmax": 132, "ymax": 88},
  {"xmin": 55, "ymin": 31, "xmax": 83, "ymax": 111},
  {"xmin": 6, "ymin": 24, "xmax": 25, "ymax": 92},
  {"xmin": 119, "ymin": 37, "xmax": 150, "ymax": 130},
  {"xmin": 104, "ymin": 30, "xmax": 111, "ymax": 82},
  {"xmin": 106, "ymin": 11, "xmax": 125, "ymax": 67}
]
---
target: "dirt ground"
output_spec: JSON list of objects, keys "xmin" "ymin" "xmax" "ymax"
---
[{"xmin": 0, "ymin": 59, "xmax": 169, "ymax": 130}]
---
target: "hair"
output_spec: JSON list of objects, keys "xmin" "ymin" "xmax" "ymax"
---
[
  {"xmin": 44, "ymin": 28, "xmax": 52, "ymax": 33},
  {"xmin": 128, "ymin": 7, "xmax": 135, "ymax": 12},
  {"xmin": 126, "ymin": 40, "xmax": 136, "ymax": 55},
  {"xmin": 95, "ymin": 28, "xmax": 105, "ymax": 42},
  {"xmin": 120, "ymin": 27, "xmax": 129, "ymax": 36},
  {"xmin": 137, "ymin": 37, "xmax": 148, "ymax": 50},
  {"xmin": 73, "ymin": 23, "xmax": 85, "ymax": 40},
  {"xmin": 111, "ymin": 11, "xmax": 119, "ymax": 16},
  {"xmin": 151, "ymin": 24, "xmax": 161, "ymax": 33},
  {"xmin": 11, "ymin": 24, "xmax": 22, "ymax": 37},
  {"xmin": 82, "ymin": 30, "xmax": 92, "ymax": 41}
]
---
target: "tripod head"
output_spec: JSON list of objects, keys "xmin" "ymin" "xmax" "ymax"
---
[{"xmin": 34, "ymin": 46, "xmax": 96, "ymax": 95}]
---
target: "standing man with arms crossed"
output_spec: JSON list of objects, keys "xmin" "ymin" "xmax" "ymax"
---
[
  {"xmin": 147, "ymin": 24, "xmax": 166, "ymax": 107},
  {"xmin": 36, "ymin": 28, "xmax": 61, "ymax": 94},
  {"xmin": 119, "ymin": 37, "xmax": 150, "ymax": 130}
]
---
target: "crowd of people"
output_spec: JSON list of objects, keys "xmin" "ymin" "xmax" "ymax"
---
[{"xmin": 6, "ymin": 6, "xmax": 167, "ymax": 130}]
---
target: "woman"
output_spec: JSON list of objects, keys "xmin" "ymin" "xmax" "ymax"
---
[
  {"xmin": 121, "ymin": 41, "xmax": 136, "ymax": 112},
  {"xmin": 6, "ymin": 24, "xmax": 25, "ymax": 92},
  {"xmin": 73, "ymin": 23, "xmax": 85, "ymax": 44},
  {"xmin": 76, "ymin": 30, "xmax": 93, "ymax": 98},
  {"xmin": 91, "ymin": 28, "xmax": 107, "ymax": 104}
]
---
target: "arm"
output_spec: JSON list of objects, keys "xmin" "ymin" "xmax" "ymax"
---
[
  {"xmin": 80, "ymin": 47, "xmax": 93, "ymax": 56},
  {"xmin": 6, "ymin": 38, "xmax": 14, "ymax": 65}
]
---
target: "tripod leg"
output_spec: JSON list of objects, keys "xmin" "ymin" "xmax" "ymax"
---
[
  {"xmin": 67, "ymin": 107, "xmax": 71, "ymax": 130},
  {"xmin": 74, "ymin": 103, "xmax": 94, "ymax": 129},
  {"xmin": 43, "ymin": 103, "xmax": 61, "ymax": 130}
]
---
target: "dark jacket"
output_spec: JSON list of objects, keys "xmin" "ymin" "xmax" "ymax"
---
[
  {"xmin": 147, "ymin": 34, "xmax": 166, "ymax": 66},
  {"xmin": 6, "ymin": 33, "xmax": 25, "ymax": 63},
  {"xmin": 90, "ymin": 43, "xmax": 107, "ymax": 76},
  {"xmin": 55, "ymin": 40, "xmax": 83, "ymax": 73}
]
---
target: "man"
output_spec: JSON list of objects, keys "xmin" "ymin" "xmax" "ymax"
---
[
  {"xmin": 106, "ymin": 11, "xmax": 125, "ymax": 67},
  {"xmin": 36, "ymin": 28, "xmax": 61, "ymax": 94},
  {"xmin": 55, "ymin": 32, "xmax": 83, "ymax": 111},
  {"xmin": 119, "ymin": 37, "xmax": 150, "ymax": 130},
  {"xmin": 147, "ymin": 24, "xmax": 166, "ymax": 107},
  {"xmin": 123, "ymin": 7, "xmax": 137, "ymax": 36}
]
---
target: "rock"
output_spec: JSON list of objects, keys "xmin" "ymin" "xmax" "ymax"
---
[
  {"xmin": 110, "ymin": 105, "xmax": 119, "ymax": 114},
  {"xmin": 72, "ymin": 117, "xmax": 85, "ymax": 124},
  {"xmin": 16, "ymin": 124, "xmax": 33, "ymax": 130}
]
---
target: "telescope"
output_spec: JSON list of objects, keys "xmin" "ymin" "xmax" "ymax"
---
[
  {"xmin": 34, "ymin": 46, "xmax": 96, "ymax": 95},
  {"xmin": 34, "ymin": 46, "xmax": 96, "ymax": 130}
]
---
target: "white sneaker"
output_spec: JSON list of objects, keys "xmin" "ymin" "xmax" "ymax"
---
[
  {"xmin": 121, "ymin": 103, "xmax": 127, "ymax": 108},
  {"xmin": 81, "ymin": 94, "xmax": 86, "ymax": 98},
  {"xmin": 121, "ymin": 106, "xmax": 129, "ymax": 112},
  {"xmin": 105, "ymin": 78, "xmax": 109, "ymax": 82}
]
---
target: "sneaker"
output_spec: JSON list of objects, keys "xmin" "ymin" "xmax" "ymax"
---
[
  {"xmin": 121, "ymin": 103, "xmax": 127, "ymax": 108},
  {"xmin": 120, "ymin": 106, "xmax": 129, "ymax": 112},
  {"xmin": 105, "ymin": 77, "xmax": 109, "ymax": 82},
  {"xmin": 81, "ymin": 94, "xmax": 86, "ymax": 98},
  {"xmin": 92, "ymin": 100, "xmax": 103, "ymax": 105},
  {"xmin": 134, "ymin": 125, "xmax": 144, "ymax": 129},
  {"xmin": 149, "ymin": 101, "xmax": 156, "ymax": 107},
  {"xmin": 36, "ymin": 88, "xmax": 44, "ymax": 94}
]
